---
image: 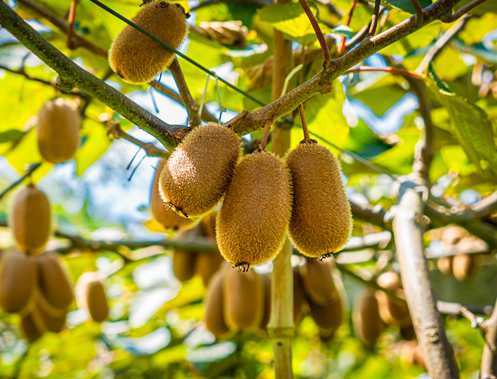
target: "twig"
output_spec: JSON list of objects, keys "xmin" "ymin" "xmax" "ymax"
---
[
  {"xmin": 0, "ymin": 163, "xmax": 42, "ymax": 201},
  {"xmin": 416, "ymin": 15, "xmax": 469, "ymax": 74},
  {"xmin": 344, "ymin": 65, "xmax": 424, "ymax": 79},
  {"xmin": 298, "ymin": 104, "xmax": 310, "ymax": 142},
  {"xmin": 0, "ymin": 64, "xmax": 52, "ymax": 86},
  {"xmin": 67, "ymin": 0, "xmax": 79, "ymax": 49},
  {"xmin": 410, "ymin": 0, "xmax": 425, "ymax": 25},
  {"xmin": 441, "ymin": 0, "xmax": 488, "ymax": 22},
  {"xmin": 393, "ymin": 180, "xmax": 459, "ymax": 378},
  {"xmin": 368, "ymin": 0, "xmax": 381, "ymax": 35},
  {"xmin": 298, "ymin": 0, "xmax": 330, "ymax": 64},
  {"xmin": 106, "ymin": 121, "xmax": 168, "ymax": 157},
  {"xmin": 339, "ymin": 0, "xmax": 359, "ymax": 53},
  {"xmin": 169, "ymin": 59, "xmax": 202, "ymax": 127}
]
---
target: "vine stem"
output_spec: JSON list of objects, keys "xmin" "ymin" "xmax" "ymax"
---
[
  {"xmin": 67, "ymin": 0, "xmax": 79, "ymax": 49},
  {"xmin": 298, "ymin": 0, "xmax": 330, "ymax": 64},
  {"xmin": 298, "ymin": 104, "xmax": 310, "ymax": 142}
]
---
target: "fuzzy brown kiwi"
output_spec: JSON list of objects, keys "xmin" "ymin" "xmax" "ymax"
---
[
  {"xmin": 353, "ymin": 288, "xmax": 384, "ymax": 347},
  {"xmin": 223, "ymin": 267, "xmax": 264, "ymax": 331},
  {"xmin": 20, "ymin": 312, "xmax": 45, "ymax": 342},
  {"xmin": 160, "ymin": 124, "xmax": 240, "ymax": 217},
  {"xmin": 171, "ymin": 228, "xmax": 199, "ymax": 282},
  {"xmin": 437, "ymin": 256, "xmax": 453, "ymax": 275},
  {"xmin": 200, "ymin": 212, "xmax": 217, "ymax": 240},
  {"xmin": 37, "ymin": 98, "xmax": 80, "ymax": 164},
  {"xmin": 204, "ymin": 266, "xmax": 230, "ymax": 338},
  {"xmin": 299, "ymin": 259, "xmax": 339, "ymax": 306},
  {"xmin": 196, "ymin": 251, "xmax": 224, "ymax": 287},
  {"xmin": 287, "ymin": 142, "xmax": 352, "ymax": 258},
  {"xmin": 217, "ymin": 151, "xmax": 292, "ymax": 268},
  {"xmin": 37, "ymin": 253, "xmax": 74, "ymax": 309},
  {"xmin": 259, "ymin": 274, "xmax": 271, "ymax": 330},
  {"xmin": 109, "ymin": 1, "xmax": 188, "ymax": 83},
  {"xmin": 150, "ymin": 159, "xmax": 193, "ymax": 230},
  {"xmin": 452, "ymin": 254, "xmax": 474, "ymax": 281},
  {"xmin": 34, "ymin": 293, "xmax": 67, "ymax": 333},
  {"xmin": 9, "ymin": 184, "xmax": 51, "ymax": 255},
  {"xmin": 77, "ymin": 272, "xmax": 109, "ymax": 323},
  {"xmin": 0, "ymin": 251, "xmax": 37, "ymax": 313},
  {"xmin": 309, "ymin": 293, "xmax": 343, "ymax": 338},
  {"xmin": 375, "ymin": 271, "xmax": 411, "ymax": 327}
]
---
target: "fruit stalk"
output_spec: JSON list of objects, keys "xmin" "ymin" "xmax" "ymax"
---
[{"xmin": 268, "ymin": 4, "xmax": 294, "ymax": 376}]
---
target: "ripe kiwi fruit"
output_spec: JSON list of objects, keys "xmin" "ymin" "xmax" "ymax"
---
[
  {"xmin": 171, "ymin": 227, "xmax": 200, "ymax": 282},
  {"xmin": 160, "ymin": 123, "xmax": 240, "ymax": 217},
  {"xmin": 109, "ymin": 1, "xmax": 188, "ymax": 83},
  {"xmin": 37, "ymin": 253, "xmax": 74, "ymax": 309},
  {"xmin": 34, "ymin": 294, "xmax": 67, "ymax": 333},
  {"xmin": 20, "ymin": 312, "xmax": 45, "ymax": 342},
  {"xmin": 37, "ymin": 98, "xmax": 80, "ymax": 164},
  {"xmin": 287, "ymin": 142, "xmax": 352, "ymax": 258},
  {"xmin": 217, "ymin": 151, "xmax": 292, "ymax": 268},
  {"xmin": 223, "ymin": 267, "xmax": 264, "ymax": 331},
  {"xmin": 196, "ymin": 251, "xmax": 224, "ymax": 287},
  {"xmin": 10, "ymin": 184, "xmax": 51, "ymax": 255},
  {"xmin": 150, "ymin": 159, "xmax": 193, "ymax": 231},
  {"xmin": 309, "ymin": 293, "xmax": 343, "ymax": 337},
  {"xmin": 452, "ymin": 254, "xmax": 473, "ymax": 281},
  {"xmin": 0, "ymin": 251, "xmax": 37, "ymax": 313},
  {"xmin": 204, "ymin": 267, "xmax": 229, "ymax": 338},
  {"xmin": 375, "ymin": 271, "xmax": 411, "ymax": 327},
  {"xmin": 77, "ymin": 273, "xmax": 109, "ymax": 323},
  {"xmin": 353, "ymin": 288, "xmax": 384, "ymax": 347},
  {"xmin": 299, "ymin": 259, "xmax": 339, "ymax": 306},
  {"xmin": 200, "ymin": 212, "xmax": 217, "ymax": 240},
  {"xmin": 437, "ymin": 256, "xmax": 452, "ymax": 275}
]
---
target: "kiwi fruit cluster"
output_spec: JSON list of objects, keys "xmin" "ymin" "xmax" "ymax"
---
[
  {"xmin": 36, "ymin": 98, "xmax": 81, "ymax": 164},
  {"xmin": 109, "ymin": 1, "xmax": 188, "ymax": 83},
  {"xmin": 76, "ymin": 272, "xmax": 110, "ymax": 323}
]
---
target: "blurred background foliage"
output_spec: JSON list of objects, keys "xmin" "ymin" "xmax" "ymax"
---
[{"xmin": 0, "ymin": 0, "xmax": 496, "ymax": 377}]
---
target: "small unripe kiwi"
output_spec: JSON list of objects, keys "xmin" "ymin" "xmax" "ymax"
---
[
  {"xmin": 299, "ymin": 259, "xmax": 339, "ymax": 306},
  {"xmin": 353, "ymin": 288, "xmax": 384, "ymax": 347},
  {"xmin": 37, "ymin": 98, "xmax": 80, "ymax": 164},
  {"xmin": 287, "ymin": 142, "xmax": 352, "ymax": 257},
  {"xmin": 9, "ymin": 184, "xmax": 51, "ymax": 255},
  {"xmin": 217, "ymin": 151, "xmax": 292, "ymax": 268},
  {"xmin": 37, "ymin": 253, "xmax": 74, "ymax": 309},
  {"xmin": 20, "ymin": 312, "xmax": 45, "ymax": 342},
  {"xmin": 150, "ymin": 159, "xmax": 193, "ymax": 231},
  {"xmin": 109, "ymin": 1, "xmax": 188, "ymax": 83},
  {"xmin": 160, "ymin": 124, "xmax": 240, "ymax": 217},
  {"xmin": 452, "ymin": 254, "xmax": 474, "ymax": 281},
  {"xmin": 223, "ymin": 267, "xmax": 264, "ymax": 331},
  {"xmin": 437, "ymin": 256, "xmax": 452, "ymax": 275},
  {"xmin": 204, "ymin": 267, "xmax": 230, "ymax": 338},
  {"xmin": 375, "ymin": 271, "xmax": 411, "ymax": 327},
  {"xmin": 77, "ymin": 273, "xmax": 109, "ymax": 323},
  {"xmin": 0, "ymin": 251, "xmax": 37, "ymax": 313}
]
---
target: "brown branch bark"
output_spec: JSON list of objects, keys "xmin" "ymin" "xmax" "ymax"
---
[
  {"xmin": 393, "ymin": 181, "xmax": 459, "ymax": 379},
  {"xmin": 169, "ymin": 59, "xmax": 202, "ymax": 127},
  {"xmin": 481, "ymin": 298, "xmax": 497, "ymax": 378},
  {"xmin": 298, "ymin": 0, "xmax": 330, "ymax": 63}
]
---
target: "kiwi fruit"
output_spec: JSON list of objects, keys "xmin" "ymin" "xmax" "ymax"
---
[
  {"xmin": 217, "ymin": 151, "xmax": 292, "ymax": 268},
  {"xmin": 160, "ymin": 124, "xmax": 240, "ymax": 217},
  {"xmin": 353, "ymin": 288, "xmax": 384, "ymax": 347},
  {"xmin": 150, "ymin": 159, "xmax": 193, "ymax": 231},
  {"xmin": 299, "ymin": 259, "xmax": 339, "ymax": 306},
  {"xmin": 259, "ymin": 274, "xmax": 271, "ymax": 329},
  {"xmin": 196, "ymin": 251, "xmax": 224, "ymax": 287},
  {"xmin": 37, "ymin": 98, "xmax": 81, "ymax": 164},
  {"xmin": 9, "ymin": 184, "xmax": 51, "ymax": 255},
  {"xmin": 172, "ymin": 250, "xmax": 197, "ymax": 282},
  {"xmin": 204, "ymin": 267, "xmax": 229, "ymax": 338},
  {"xmin": 20, "ymin": 312, "xmax": 45, "ymax": 342},
  {"xmin": 452, "ymin": 254, "xmax": 473, "ymax": 281},
  {"xmin": 309, "ymin": 293, "xmax": 343, "ymax": 337},
  {"xmin": 375, "ymin": 271, "xmax": 411, "ymax": 327},
  {"xmin": 200, "ymin": 212, "xmax": 217, "ymax": 240},
  {"xmin": 35, "ymin": 294, "xmax": 67, "ymax": 333},
  {"xmin": 287, "ymin": 142, "xmax": 352, "ymax": 257},
  {"xmin": 37, "ymin": 253, "xmax": 74, "ymax": 309},
  {"xmin": 223, "ymin": 267, "xmax": 264, "ymax": 331},
  {"xmin": 0, "ymin": 251, "xmax": 37, "ymax": 313},
  {"xmin": 77, "ymin": 273, "xmax": 109, "ymax": 323},
  {"xmin": 437, "ymin": 256, "xmax": 452, "ymax": 275},
  {"xmin": 109, "ymin": 1, "xmax": 188, "ymax": 83}
]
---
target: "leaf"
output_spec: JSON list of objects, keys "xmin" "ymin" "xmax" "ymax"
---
[
  {"xmin": 75, "ymin": 119, "xmax": 111, "ymax": 175},
  {"xmin": 429, "ymin": 80, "xmax": 497, "ymax": 179},
  {"xmin": 345, "ymin": 120, "xmax": 392, "ymax": 159},
  {"xmin": 350, "ymin": 77, "xmax": 406, "ymax": 117},
  {"xmin": 384, "ymin": 0, "xmax": 432, "ymax": 14},
  {"xmin": 0, "ymin": 129, "xmax": 24, "ymax": 144}
]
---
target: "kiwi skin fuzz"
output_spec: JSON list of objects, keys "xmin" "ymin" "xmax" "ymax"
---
[
  {"xmin": 150, "ymin": 160, "xmax": 193, "ymax": 231},
  {"xmin": 109, "ymin": 1, "xmax": 188, "ymax": 84},
  {"xmin": 287, "ymin": 142, "xmax": 352, "ymax": 258},
  {"xmin": 36, "ymin": 253, "xmax": 74, "ymax": 309},
  {"xmin": 204, "ymin": 267, "xmax": 230, "ymax": 338},
  {"xmin": 299, "ymin": 259, "xmax": 339, "ymax": 306},
  {"xmin": 217, "ymin": 151, "xmax": 292, "ymax": 267},
  {"xmin": 160, "ymin": 124, "xmax": 241, "ymax": 217},
  {"xmin": 353, "ymin": 288, "xmax": 385, "ymax": 347}
]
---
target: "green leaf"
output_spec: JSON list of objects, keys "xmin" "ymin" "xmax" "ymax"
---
[
  {"xmin": 0, "ymin": 129, "xmax": 24, "ymax": 144},
  {"xmin": 350, "ymin": 77, "xmax": 406, "ymax": 117},
  {"xmin": 75, "ymin": 119, "xmax": 111, "ymax": 175},
  {"xmin": 384, "ymin": 0, "xmax": 432, "ymax": 14}
]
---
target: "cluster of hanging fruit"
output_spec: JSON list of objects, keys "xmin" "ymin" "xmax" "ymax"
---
[{"xmin": 0, "ymin": 183, "xmax": 109, "ymax": 342}]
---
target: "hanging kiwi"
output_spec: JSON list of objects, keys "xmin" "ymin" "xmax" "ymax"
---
[
  {"xmin": 375, "ymin": 271, "xmax": 411, "ymax": 327},
  {"xmin": 204, "ymin": 266, "xmax": 230, "ymax": 338},
  {"xmin": 287, "ymin": 142, "xmax": 352, "ymax": 258},
  {"xmin": 9, "ymin": 184, "xmax": 51, "ymax": 255},
  {"xmin": 37, "ymin": 253, "xmax": 74, "ymax": 309},
  {"xmin": 20, "ymin": 312, "xmax": 45, "ymax": 342},
  {"xmin": 77, "ymin": 273, "xmax": 109, "ymax": 323},
  {"xmin": 353, "ymin": 288, "xmax": 385, "ymax": 347},
  {"xmin": 171, "ymin": 227, "xmax": 200, "ymax": 282},
  {"xmin": 452, "ymin": 254, "xmax": 474, "ymax": 281},
  {"xmin": 160, "ymin": 123, "xmax": 240, "ymax": 217},
  {"xmin": 309, "ymin": 293, "xmax": 343, "ymax": 338},
  {"xmin": 36, "ymin": 98, "xmax": 81, "ymax": 164},
  {"xmin": 34, "ymin": 294, "xmax": 67, "ymax": 333},
  {"xmin": 223, "ymin": 267, "xmax": 264, "ymax": 331},
  {"xmin": 293, "ymin": 269, "xmax": 308, "ymax": 325},
  {"xmin": 109, "ymin": 1, "xmax": 188, "ymax": 83},
  {"xmin": 299, "ymin": 259, "xmax": 339, "ymax": 306},
  {"xmin": 217, "ymin": 151, "xmax": 292, "ymax": 269},
  {"xmin": 437, "ymin": 256, "xmax": 452, "ymax": 275},
  {"xmin": 0, "ymin": 251, "xmax": 37, "ymax": 313},
  {"xmin": 150, "ymin": 159, "xmax": 193, "ymax": 231},
  {"xmin": 196, "ymin": 251, "xmax": 224, "ymax": 287}
]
